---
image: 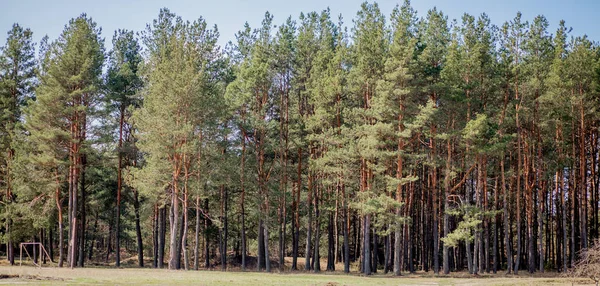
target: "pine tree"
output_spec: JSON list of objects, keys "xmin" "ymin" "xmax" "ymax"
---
[
  {"xmin": 135, "ymin": 10, "xmax": 222, "ymax": 270},
  {"xmin": 26, "ymin": 14, "xmax": 104, "ymax": 268},
  {"xmin": 376, "ymin": 0, "xmax": 418, "ymax": 275},
  {"xmin": 541, "ymin": 20, "xmax": 570, "ymax": 272},
  {"xmin": 105, "ymin": 29, "xmax": 143, "ymax": 267},
  {"xmin": 348, "ymin": 1, "xmax": 388, "ymax": 275},
  {"xmin": 293, "ymin": 11, "xmax": 320, "ymax": 271},
  {"xmin": 0, "ymin": 23, "xmax": 36, "ymax": 265},
  {"xmin": 523, "ymin": 15, "xmax": 552, "ymax": 273},
  {"xmin": 565, "ymin": 35, "xmax": 597, "ymax": 262},
  {"xmin": 225, "ymin": 20, "xmax": 256, "ymax": 271},
  {"xmin": 500, "ymin": 12, "xmax": 528, "ymax": 274},
  {"xmin": 272, "ymin": 17, "xmax": 295, "ymax": 271},
  {"xmin": 416, "ymin": 7, "xmax": 449, "ymax": 274}
]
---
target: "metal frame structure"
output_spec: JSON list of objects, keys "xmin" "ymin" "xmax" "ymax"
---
[{"xmin": 19, "ymin": 242, "xmax": 51, "ymax": 267}]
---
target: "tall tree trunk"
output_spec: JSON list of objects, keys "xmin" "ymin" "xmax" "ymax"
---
[
  {"xmin": 181, "ymin": 174, "xmax": 190, "ymax": 270},
  {"xmin": 579, "ymin": 97, "xmax": 587, "ymax": 251},
  {"xmin": 571, "ymin": 104, "xmax": 577, "ymax": 268},
  {"xmin": 41, "ymin": 230, "xmax": 46, "ymax": 264},
  {"xmin": 395, "ymin": 106, "xmax": 405, "ymax": 276},
  {"xmin": 49, "ymin": 226, "xmax": 54, "ymax": 263},
  {"xmin": 305, "ymin": 170, "xmax": 313, "ymax": 271},
  {"xmin": 372, "ymin": 229, "xmax": 378, "ymax": 273},
  {"xmin": 279, "ymin": 86, "xmax": 289, "ymax": 272},
  {"xmin": 501, "ymin": 157, "xmax": 512, "ymax": 274},
  {"xmin": 168, "ymin": 180, "xmax": 180, "ymax": 269},
  {"xmin": 204, "ymin": 198, "xmax": 210, "ymax": 269},
  {"xmin": 68, "ymin": 129, "xmax": 79, "ymax": 269},
  {"xmin": 258, "ymin": 220, "xmax": 265, "ymax": 271},
  {"xmin": 343, "ymin": 187, "xmax": 350, "ymax": 273},
  {"xmin": 240, "ymin": 124, "xmax": 247, "ymax": 271},
  {"xmin": 219, "ymin": 184, "xmax": 226, "ymax": 271},
  {"xmin": 363, "ymin": 213, "xmax": 371, "ymax": 275},
  {"xmin": 5, "ymin": 144, "xmax": 14, "ymax": 265},
  {"xmin": 481, "ymin": 157, "xmax": 489, "ymax": 273},
  {"xmin": 493, "ymin": 177, "xmax": 499, "ymax": 274},
  {"xmin": 327, "ymin": 212, "xmax": 335, "ymax": 271},
  {"xmin": 313, "ymin": 186, "xmax": 321, "ymax": 273},
  {"xmin": 78, "ymin": 154, "xmax": 87, "ymax": 267},
  {"xmin": 115, "ymin": 108, "xmax": 124, "ymax": 268},
  {"xmin": 515, "ymin": 135, "xmax": 522, "ymax": 274},
  {"xmin": 407, "ymin": 179, "xmax": 415, "ymax": 273},
  {"xmin": 194, "ymin": 197, "xmax": 200, "ymax": 270},
  {"xmin": 292, "ymin": 148, "xmax": 301, "ymax": 271},
  {"xmin": 68, "ymin": 161, "xmax": 78, "ymax": 268},
  {"xmin": 443, "ymin": 129, "xmax": 452, "ymax": 275},
  {"xmin": 133, "ymin": 189, "xmax": 143, "ymax": 267},
  {"xmin": 105, "ymin": 216, "xmax": 112, "ymax": 263},
  {"xmin": 384, "ymin": 225, "xmax": 390, "ymax": 273},
  {"xmin": 224, "ymin": 187, "xmax": 228, "ymax": 271},
  {"xmin": 153, "ymin": 204, "xmax": 158, "ymax": 268},
  {"xmin": 560, "ymin": 169, "xmax": 568, "ymax": 272},
  {"xmin": 55, "ymin": 170, "xmax": 64, "ymax": 267},
  {"xmin": 264, "ymin": 222, "xmax": 271, "ymax": 272},
  {"xmin": 159, "ymin": 206, "xmax": 166, "ymax": 268}
]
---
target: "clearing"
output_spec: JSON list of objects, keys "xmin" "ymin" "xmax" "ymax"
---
[{"xmin": 0, "ymin": 265, "xmax": 593, "ymax": 285}]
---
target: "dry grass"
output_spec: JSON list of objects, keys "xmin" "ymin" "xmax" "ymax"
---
[
  {"xmin": 568, "ymin": 239, "xmax": 600, "ymax": 285},
  {"xmin": 0, "ymin": 264, "xmax": 594, "ymax": 285}
]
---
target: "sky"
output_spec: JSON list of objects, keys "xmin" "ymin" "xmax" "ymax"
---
[{"xmin": 1, "ymin": 0, "xmax": 599, "ymax": 51}]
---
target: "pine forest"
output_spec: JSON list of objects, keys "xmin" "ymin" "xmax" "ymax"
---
[{"xmin": 2, "ymin": 0, "xmax": 600, "ymax": 276}]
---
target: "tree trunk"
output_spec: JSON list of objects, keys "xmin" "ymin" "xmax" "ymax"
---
[
  {"xmin": 515, "ymin": 144, "xmax": 522, "ymax": 274},
  {"xmin": 579, "ymin": 98, "xmax": 587, "ymax": 252},
  {"xmin": 501, "ymin": 157, "xmax": 512, "ymax": 274},
  {"xmin": 168, "ymin": 182, "xmax": 180, "ymax": 269},
  {"xmin": 305, "ymin": 172, "xmax": 313, "ymax": 271},
  {"xmin": 158, "ymin": 206, "xmax": 166, "ymax": 268},
  {"xmin": 313, "ymin": 187, "xmax": 321, "ymax": 273},
  {"xmin": 152, "ymin": 204, "xmax": 160, "ymax": 268},
  {"xmin": 483, "ymin": 157, "xmax": 489, "ymax": 273},
  {"xmin": 292, "ymin": 148, "xmax": 301, "ymax": 271},
  {"xmin": 571, "ymin": 102, "xmax": 577, "ymax": 268},
  {"xmin": 194, "ymin": 197, "xmax": 200, "ymax": 270},
  {"xmin": 181, "ymin": 180, "xmax": 189, "ymax": 270},
  {"xmin": 560, "ymin": 170, "xmax": 568, "ymax": 272},
  {"xmin": 493, "ymin": 178, "xmax": 499, "ymax": 274},
  {"xmin": 258, "ymin": 219, "xmax": 264, "ymax": 271},
  {"xmin": 133, "ymin": 189, "xmax": 143, "ymax": 267},
  {"xmin": 327, "ymin": 212, "xmax": 335, "ymax": 271},
  {"xmin": 115, "ymin": 108, "xmax": 124, "ymax": 268},
  {"xmin": 384, "ymin": 226, "xmax": 391, "ymax": 273},
  {"xmin": 372, "ymin": 229, "xmax": 378, "ymax": 273},
  {"xmin": 264, "ymin": 220, "xmax": 271, "ymax": 272},
  {"xmin": 204, "ymin": 199, "xmax": 210, "ymax": 269},
  {"xmin": 78, "ymin": 155, "xmax": 86, "ymax": 268},
  {"xmin": 443, "ymin": 132, "xmax": 452, "ymax": 275},
  {"xmin": 343, "ymin": 194, "xmax": 350, "ymax": 273},
  {"xmin": 54, "ymin": 172, "xmax": 64, "ymax": 267},
  {"xmin": 68, "ymin": 152, "xmax": 79, "ymax": 268},
  {"xmin": 219, "ymin": 185, "xmax": 226, "ymax": 271},
  {"xmin": 105, "ymin": 218, "xmax": 112, "ymax": 263},
  {"xmin": 49, "ymin": 226, "xmax": 54, "ymax": 262},
  {"xmin": 363, "ymin": 214, "xmax": 371, "ymax": 275},
  {"xmin": 240, "ymin": 125, "xmax": 247, "ymax": 271}
]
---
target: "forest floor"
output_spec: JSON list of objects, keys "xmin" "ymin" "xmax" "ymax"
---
[{"xmin": 0, "ymin": 263, "xmax": 594, "ymax": 285}]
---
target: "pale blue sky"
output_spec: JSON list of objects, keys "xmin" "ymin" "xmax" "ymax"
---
[{"xmin": 1, "ymin": 0, "xmax": 598, "ymax": 50}]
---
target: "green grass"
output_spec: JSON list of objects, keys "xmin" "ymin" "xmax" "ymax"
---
[{"xmin": 0, "ymin": 265, "xmax": 592, "ymax": 285}]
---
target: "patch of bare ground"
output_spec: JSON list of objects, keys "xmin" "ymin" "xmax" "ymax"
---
[{"xmin": 0, "ymin": 260, "xmax": 593, "ymax": 285}]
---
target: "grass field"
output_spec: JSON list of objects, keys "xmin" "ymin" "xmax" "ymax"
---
[{"xmin": 0, "ymin": 265, "xmax": 594, "ymax": 285}]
